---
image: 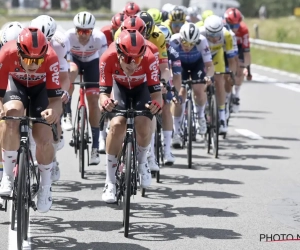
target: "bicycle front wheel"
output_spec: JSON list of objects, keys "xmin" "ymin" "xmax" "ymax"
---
[
  {"xmin": 187, "ymin": 100, "xmax": 193, "ymax": 168},
  {"xmin": 123, "ymin": 142, "xmax": 132, "ymax": 238},
  {"xmin": 17, "ymin": 147, "xmax": 27, "ymax": 250},
  {"xmin": 210, "ymin": 95, "xmax": 219, "ymax": 158},
  {"xmin": 79, "ymin": 106, "xmax": 87, "ymax": 179}
]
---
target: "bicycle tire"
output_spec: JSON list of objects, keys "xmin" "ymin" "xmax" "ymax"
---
[
  {"xmin": 155, "ymin": 122, "xmax": 160, "ymax": 183},
  {"xmin": 23, "ymin": 160, "xmax": 30, "ymax": 241},
  {"xmin": 17, "ymin": 147, "xmax": 26, "ymax": 250},
  {"xmin": 187, "ymin": 100, "xmax": 192, "ymax": 168},
  {"xmin": 211, "ymin": 95, "xmax": 219, "ymax": 158},
  {"xmin": 123, "ymin": 142, "xmax": 132, "ymax": 238},
  {"xmin": 79, "ymin": 106, "xmax": 86, "ymax": 179}
]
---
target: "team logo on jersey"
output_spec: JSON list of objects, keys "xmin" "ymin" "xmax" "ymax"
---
[{"xmin": 204, "ymin": 46, "xmax": 210, "ymax": 53}]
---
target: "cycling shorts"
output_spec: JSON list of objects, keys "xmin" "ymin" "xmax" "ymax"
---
[
  {"xmin": 212, "ymin": 48, "xmax": 225, "ymax": 73},
  {"xmin": 181, "ymin": 58, "xmax": 206, "ymax": 86}
]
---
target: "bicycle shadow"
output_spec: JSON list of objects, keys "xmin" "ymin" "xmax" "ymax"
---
[
  {"xmin": 127, "ymin": 222, "xmax": 242, "ymax": 241},
  {"xmin": 30, "ymin": 236, "xmax": 150, "ymax": 250},
  {"xmin": 52, "ymin": 179, "xmax": 104, "ymax": 193},
  {"xmin": 30, "ymin": 216, "xmax": 122, "ymax": 235},
  {"xmin": 239, "ymin": 110, "xmax": 271, "ymax": 114},
  {"xmin": 142, "ymin": 186, "xmax": 241, "ymax": 200},
  {"xmin": 130, "ymin": 202, "xmax": 238, "ymax": 219},
  {"xmin": 192, "ymin": 162, "xmax": 268, "ymax": 171},
  {"xmin": 221, "ymin": 153, "xmax": 289, "ymax": 160}
]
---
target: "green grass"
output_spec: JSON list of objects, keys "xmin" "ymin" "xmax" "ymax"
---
[
  {"xmin": 251, "ymin": 47, "xmax": 300, "ymax": 73},
  {"xmin": 244, "ymin": 17, "xmax": 300, "ymax": 44}
]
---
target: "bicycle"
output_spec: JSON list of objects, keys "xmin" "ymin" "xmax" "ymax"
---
[
  {"xmin": 69, "ymin": 75, "xmax": 96, "ymax": 179},
  {"xmin": 0, "ymin": 115, "xmax": 57, "ymax": 250},
  {"xmin": 181, "ymin": 79, "xmax": 206, "ymax": 168},
  {"xmin": 99, "ymin": 101, "xmax": 161, "ymax": 238}
]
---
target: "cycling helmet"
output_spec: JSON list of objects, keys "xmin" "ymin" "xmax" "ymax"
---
[
  {"xmin": 202, "ymin": 10, "xmax": 214, "ymax": 21},
  {"xmin": 111, "ymin": 12, "xmax": 127, "ymax": 30},
  {"xmin": 169, "ymin": 6, "xmax": 186, "ymax": 22},
  {"xmin": 161, "ymin": 3, "xmax": 175, "ymax": 13},
  {"xmin": 123, "ymin": 2, "xmax": 140, "ymax": 16},
  {"xmin": 1, "ymin": 22, "xmax": 23, "ymax": 45},
  {"xmin": 147, "ymin": 8, "xmax": 162, "ymax": 25},
  {"xmin": 116, "ymin": 29, "xmax": 146, "ymax": 58},
  {"xmin": 121, "ymin": 16, "xmax": 147, "ymax": 38},
  {"xmin": 30, "ymin": 15, "xmax": 57, "ymax": 39},
  {"xmin": 180, "ymin": 23, "xmax": 200, "ymax": 43},
  {"xmin": 224, "ymin": 8, "xmax": 243, "ymax": 24},
  {"xmin": 158, "ymin": 25, "xmax": 171, "ymax": 43},
  {"xmin": 136, "ymin": 11, "xmax": 154, "ymax": 39},
  {"xmin": 187, "ymin": 6, "xmax": 199, "ymax": 17},
  {"xmin": 17, "ymin": 27, "xmax": 48, "ymax": 58},
  {"xmin": 204, "ymin": 15, "xmax": 223, "ymax": 36},
  {"xmin": 73, "ymin": 11, "xmax": 96, "ymax": 29}
]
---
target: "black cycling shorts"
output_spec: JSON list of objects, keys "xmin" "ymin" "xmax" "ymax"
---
[
  {"xmin": 72, "ymin": 57, "xmax": 99, "ymax": 90},
  {"xmin": 181, "ymin": 58, "xmax": 206, "ymax": 86},
  {"xmin": 111, "ymin": 82, "xmax": 153, "ymax": 120}
]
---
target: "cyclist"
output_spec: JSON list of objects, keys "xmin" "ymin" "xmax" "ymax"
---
[
  {"xmin": 195, "ymin": 10, "xmax": 214, "ymax": 27},
  {"xmin": 66, "ymin": 11, "xmax": 108, "ymax": 165},
  {"xmin": 224, "ymin": 8, "xmax": 251, "ymax": 113},
  {"xmin": 147, "ymin": 8, "xmax": 163, "ymax": 25},
  {"xmin": 170, "ymin": 23, "xmax": 214, "ymax": 148},
  {"xmin": 100, "ymin": 30, "xmax": 162, "ymax": 203},
  {"xmin": 158, "ymin": 25, "xmax": 182, "ymax": 165},
  {"xmin": 101, "ymin": 12, "xmax": 127, "ymax": 47},
  {"xmin": 186, "ymin": 6, "xmax": 201, "ymax": 23},
  {"xmin": 123, "ymin": 1, "xmax": 140, "ymax": 16},
  {"xmin": 0, "ymin": 27, "xmax": 63, "ymax": 213},
  {"xmin": 30, "ymin": 15, "xmax": 71, "ymax": 182},
  {"xmin": 162, "ymin": 6, "xmax": 187, "ymax": 35},
  {"xmin": 199, "ymin": 15, "xmax": 237, "ymax": 134}
]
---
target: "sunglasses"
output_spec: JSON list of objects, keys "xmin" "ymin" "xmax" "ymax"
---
[
  {"xmin": 171, "ymin": 22, "xmax": 185, "ymax": 28},
  {"xmin": 206, "ymin": 31, "xmax": 222, "ymax": 38},
  {"xmin": 20, "ymin": 54, "xmax": 44, "ymax": 65},
  {"xmin": 228, "ymin": 23, "xmax": 240, "ymax": 29},
  {"xmin": 119, "ymin": 54, "xmax": 143, "ymax": 65},
  {"xmin": 182, "ymin": 39, "xmax": 196, "ymax": 47},
  {"xmin": 76, "ymin": 28, "xmax": 93, "ymax": 36}
]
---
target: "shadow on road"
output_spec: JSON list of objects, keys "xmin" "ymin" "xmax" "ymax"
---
[
  {"xmin": 50, "ymin": 196, "xmax": 105, "ymax": 211},
  {"xmin": 52, "ymin": 180, "xmax": 104, "ymax": 193},
  {"xmin": 30, "ymin": 236, "xmax": 150, "ymax": 249},
  {"xmin": 192, "ymin": 162, "xmax": 268, "ymax": 171},
  {"xmin": 131, "ymin": 202, "xmax": 238, "ymax": 219},
  {"xmin": 239, "ymin": 110, "xmax": 271, "ymax": 114},
  {"xmin": 127, "ymin": 222, "xmax": 241, "ymax": 241}
]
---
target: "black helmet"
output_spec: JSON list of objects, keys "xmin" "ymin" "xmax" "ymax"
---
[{"xmin": 137, "ymin": 11, "xmax": 155, "ymax": 39}]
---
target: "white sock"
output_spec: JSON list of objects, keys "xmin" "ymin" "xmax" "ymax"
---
[
  {"xmin": 137, "ymin": 144, "xmax": 150, "ymax": 164},
  {"xmin": 226, "ymin": 92, "xmax": 231, "ymax": 103},
  {"xmin": 195, "ymin": 104, "xmax": 206, "ymax": 118},
  {"xmin": 29, "ymin": 128, "xmax": 37, "ymax": 163},
  {"xmin": 0, "ymin": 162, "xmax": 3, "ymax": 180},
  {"xmin": 99, "ymin": 121, "xmax": 108, "ymax": 141},
  {"xmin": 106, "ymin": 154, "xmax": 117, "ymax": 184},
  {"xmin": 235, "ymin": 86, "xmax": 241, "ymax": 98},
  {"xmin": 149, "ymin": 133, "xmax": 155, "ymax": 157},
  {"xmin": 163, "ymin": 131, "xmax": 172, "ymax": 155},
  {"xmin": 2, "ymin": 150, "xmax": 18, "ymax": 178},
  {"xmin": 219, "ymin": 109, "xmax": 226, "ymax": 121},
  {"xmin": 39, "ymin": 163, "xmax": 52, "ymax": 186},
  {"xmin": 173, "ymin": 117, "xmax": 181, "ymax": 135}
]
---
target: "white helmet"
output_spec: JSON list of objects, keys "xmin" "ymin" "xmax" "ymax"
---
[
  {"xmin": 73, "ymin": 11, "xmax": 95, "ymax": 29},
  {"xmin": 204, "ymin": 15, "xmax": 223, "ymax": 37},
  {"xmin": 30, "ymin": 15, "xmax": 57, "ymax": 40},
  {"xmin": 180, "ymin": 23, "xmax": 200, "ymax": 43},
  {"xmin": 1, "ymin": 22, "xmax": 24, "ymax": 45}
]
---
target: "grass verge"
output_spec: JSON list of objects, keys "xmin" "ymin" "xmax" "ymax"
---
[{"xmin": 251, "ymin": 46, "xmax": 300, "ymax": 74}]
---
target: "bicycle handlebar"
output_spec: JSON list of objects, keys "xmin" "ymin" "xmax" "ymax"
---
[{"xmin": 1, "ymin": 116, "xmax": 58, "ymax": 141}]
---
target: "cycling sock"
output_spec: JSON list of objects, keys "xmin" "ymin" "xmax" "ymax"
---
[
  {"xmin": 0, "ymin": 162, "xmax": 3, "ymax": 180},
  {"xmin": 2, "ymin": 150, "xmax": 18, "ymax": 178},
  {"xmin": 225, "ymin": 92, "xmax": 231, "ymax": 103},
  {"xmin": 99, "ymin": 121, "xmax": 107, "ymax": 141},
  {"xmin": 173, "ymin": 117, "xmax": 181, "ymax": 135},
  {"xmin": 149, "ymin": 133, "xmax": 155, "ymax": 157},
  {"xmin": 28, "ymin": 128, "xmax": 37, "ymax": 163},
  {"xmin": 219, "ymin": 105, "xmax": 226, "ymax": 121},
  {"xmin": 91, "ymin": 127, "xmax": 100, "ymax": 149},
  {"xmin": 137, "ymin": 144, "xmax": 150, "ymax": 164},
  {"xmin": 195, "ymin": 104, "xmax": 205, "ymax": 118},
  {"xmin": 163, "ymin": 131, "xmax": 172, "ymax": 155},
  {"xmin": 65, "ymin": 96, "xmax": 72, "ymax": 114},
  {"xmin": 106, "ymin": 154, "xmax": 117, "ymax": 184},
  {"xmin": 234, "ymin": 86, "xmax": 241, "ymax": 98},
  {"xmin": 38, "ymin": 163, "xmax": 52, "ymax": 186}
]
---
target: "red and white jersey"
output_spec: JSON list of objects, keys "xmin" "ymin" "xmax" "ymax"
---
[
  {"xmin": 234, "ymin": 22, "xmax": 250, "ymax": 52},
  {"xmin": 100, "ymin": 25, "xmax": 114, "ymax": 46},
  {"xmin": 66, "ymin": 28, "xmax": 108, "ymax": 62},
  {"xmin": 99, "ymin": 42, "xmax": 160, "ymax": 93},
  {"xmin": 50, "ymin": 30, "xmax": 70, "ymax": 72},
  {"xmin": 0, "ymin": 40, "xmax": 62, "ymax": 96}
]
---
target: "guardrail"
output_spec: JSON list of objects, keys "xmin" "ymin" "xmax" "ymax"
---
[{"xmin": 250, "ymin": 38, "xmax": 300, "ymax": 52}]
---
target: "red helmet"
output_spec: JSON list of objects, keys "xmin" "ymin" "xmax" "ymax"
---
[
  {"xmin": 123, "ymin": 2, "xmax": 140, "ymax": 16},
  {"xmin": 111, "ymin": 12, "xmax": 127, "ymax": 30},
  {"xmin": 116, "ymin": 29, "xmax": 146, "ymax": 58},
  {"xmin": 121, "ymin": 16, "xmax": 146, "ymax": 38},
  {"xmin": 17, "ymin": 27, "xmax": 48, "ymax": 58},
  {"xmin": 224, "ymin": 8, "xmax": 243, "ymax": 24}
]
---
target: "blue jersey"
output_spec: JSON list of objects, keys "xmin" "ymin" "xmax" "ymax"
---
[{"xmin": 167, "ymin": 44, "xmax": 181, "ymax": 75}]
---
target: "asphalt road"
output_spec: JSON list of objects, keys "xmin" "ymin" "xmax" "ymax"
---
[{"xmin": 1, "ymin": 21, "xmax": 300, "ymax": 250}]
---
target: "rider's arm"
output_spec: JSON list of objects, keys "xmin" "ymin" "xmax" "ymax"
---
[
  {"xmin": 0, "ymin": 46, "xmax": 10, "ymax": 99},
  {"xmin": 169, "ymin": 46, "xmax": 182, "ymax": 91},
  {"xmin": 99, "ymin": 50, "xmax": 113, "ymax": 106},
  {"xmin": 97, "ymin": 31, "xmax": 108, "ymax": 57},
  {"xmin": 197, "ymin": 35, "xmax": 214, "ymax": 77},
  {"xmin": 241, "ymin": 26, "xmax": 251, "ymax": 67},
  {"xmin": 224, "ymin": 30, "xmax": 237, "ymax": 75}
]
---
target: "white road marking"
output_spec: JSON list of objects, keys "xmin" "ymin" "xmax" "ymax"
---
[
  {"xmin": 8, "ymin": 215, "xmax": 31, "ymax": 250},
  {"xmin": 252, "ymin": 64, "xmax": 300, "ymax": 79},
  {"xmin": 275, "ymin": 83, "xmax": 300, "ymax": 93},
  {"xmin": 235, "ymin": 129, "xmax": 264, "ymax": 140}
]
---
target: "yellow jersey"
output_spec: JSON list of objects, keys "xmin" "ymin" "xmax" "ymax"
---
[
  {"xmin": 114, "ymin": 25, "xmax": 168, "ymax": 64},
  {"xmin": 161, "ymin": 19, "xmax": 188, "ymax": 35}
]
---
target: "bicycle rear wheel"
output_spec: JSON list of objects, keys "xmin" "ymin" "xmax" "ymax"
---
[
  {"xmin": 187, "ymin": 100, "xmax": 193, "ymax": 168},
  {"xmin": 123, "ymin": 142, "xmax": 132, "ymax": 238},
  {"xmin": 10, "ymin": 179, "xmax": 17, "ymax": 230},
  {"xmin": 210, "ymin": 95, "xmax": 219, "ymax": 158},
  {"xmin": 79, "ymin": 106, "xmax": 87, "ymax": 179},
  {"xmin": 155, "ymin": 121, "xmax": 161, "ymax": 183},
  {"xmin": 17, "ymin": 147, "xmax": 27, "ymax": 250}
]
